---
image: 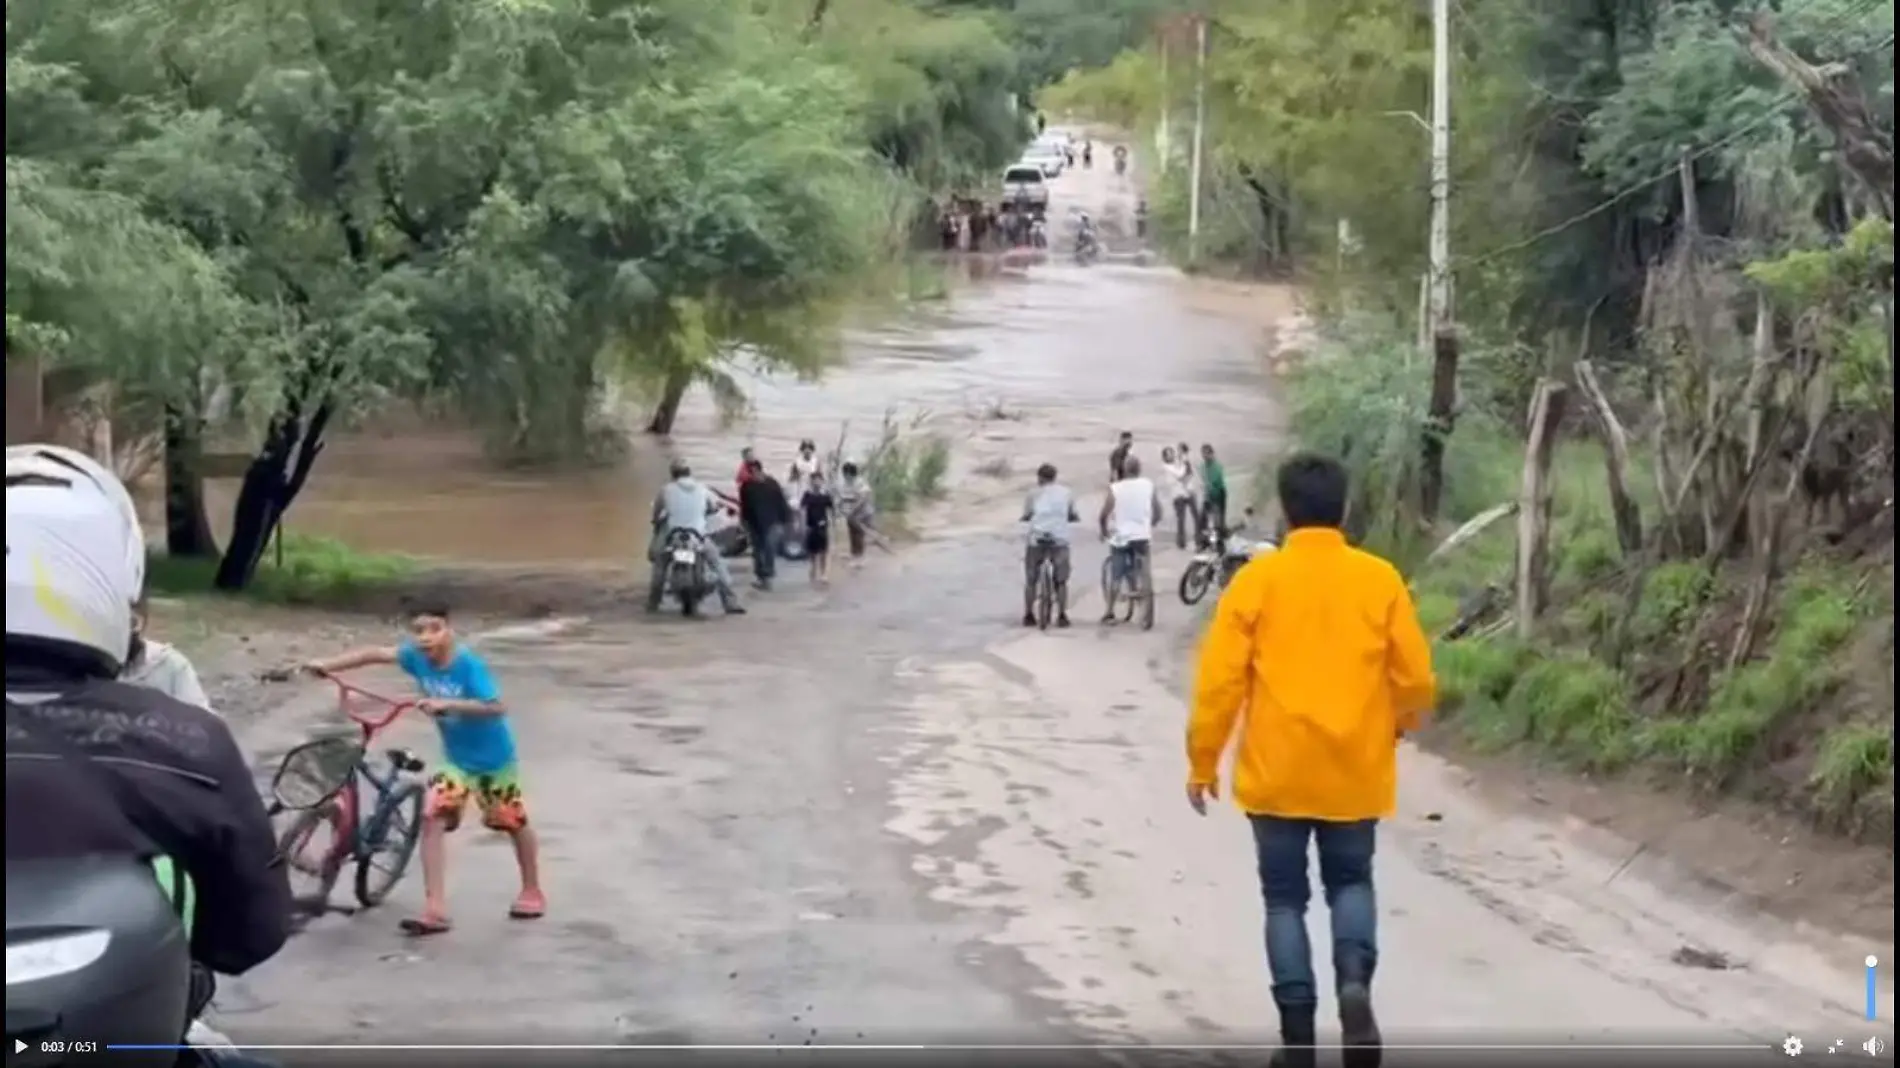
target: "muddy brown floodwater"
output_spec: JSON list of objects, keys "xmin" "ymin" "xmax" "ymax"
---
[
  {"xmin": 223, "ymin": 156, "xmax": 1299, "ymax": 566},
  {"xmin": 203, "ymin": 136, "xmax": 1893, "ymax": 1060}
]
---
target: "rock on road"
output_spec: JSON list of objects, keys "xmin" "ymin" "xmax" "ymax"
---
[{"xmin": 214, "ymin": 135, "xmax": 1891, "ymax": 1059}]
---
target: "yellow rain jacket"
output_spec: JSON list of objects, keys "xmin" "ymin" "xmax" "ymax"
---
[{"xmin": 1187, "ymin": 527, "xmax": 1437, "ymax": 821}]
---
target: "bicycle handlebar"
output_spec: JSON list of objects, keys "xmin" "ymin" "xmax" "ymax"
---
[{"xmin": 307, "ymin": 670, "xmax": 415, "ymax": 732}]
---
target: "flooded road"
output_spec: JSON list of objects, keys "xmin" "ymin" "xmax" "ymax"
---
[
  {"xmin": 213, "ymin": 143, "xmax": 1889, "ymax": 1058},
  {"xmin": 252, "ymin": 152, "xmax": 1292, "ymax": 565}
]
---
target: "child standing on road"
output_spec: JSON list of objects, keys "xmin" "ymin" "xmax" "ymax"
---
[
  {"xmin": 304, "ymin": 599, "xmax": 545, "ymax": 936},
  {"xmin": 800, "ymin": 472, "xmax": 836, "ymax": 587},
  {"xmin": 834, "ymin": 462, "xmax": 875, "ymax": 570}
]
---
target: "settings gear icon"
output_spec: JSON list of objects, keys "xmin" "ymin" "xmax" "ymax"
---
[{"xmin": 1782, "ymin": 1036, "xmax": 1804, "ymax": 1057}]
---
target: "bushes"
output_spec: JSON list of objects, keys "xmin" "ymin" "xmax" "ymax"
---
[
  {"xmin": 1275, "ymin": 317, "xmax": 1893, "ymax": 833},
  {"xmin": 849, "ymin": 411, "xmax": 953, "ymax": 519}
]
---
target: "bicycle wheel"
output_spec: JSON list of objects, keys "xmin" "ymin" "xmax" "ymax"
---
[
  {"xmin": 353, "ymin": 782, "xmax": 424, "ymax": 908},
  {"xmin": 1179, "ymin": 561, "xmax": 1215, "ymax": 605},
  {"xmin": 277, "ymin": 802, "xmax": 346, "ymax": 910},
  {"xmin": 1035, "ymin": 566, "xmax": 1055, "ymax": 630},
  {"xmin": 1116, "ymin": 574, "xmax": 1137, "ymax": 623}
]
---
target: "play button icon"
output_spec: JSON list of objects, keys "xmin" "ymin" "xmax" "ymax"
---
[{"xmin": 13, "ymin": 1040, "xmax": 26, "ymax": 1054}]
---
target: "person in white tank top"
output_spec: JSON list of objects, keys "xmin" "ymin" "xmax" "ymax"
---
[{"xmin": 1097, "ymin": 456, "xmax": 1164, "ymax": 623}]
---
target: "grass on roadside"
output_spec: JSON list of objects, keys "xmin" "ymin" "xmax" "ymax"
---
[{"xmin": 147, "ymin": 533, "xmax": 418, "ymax": 606}]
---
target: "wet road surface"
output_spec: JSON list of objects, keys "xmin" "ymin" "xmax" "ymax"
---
[{"xmin": 214, "ymin": 140, "xmax": 1891, "ymax": 1057}]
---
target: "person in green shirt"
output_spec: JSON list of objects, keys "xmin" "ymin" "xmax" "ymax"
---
[{"xmin": 1200, "ymin": 443, "xmax": 1229, "ymax": 539}]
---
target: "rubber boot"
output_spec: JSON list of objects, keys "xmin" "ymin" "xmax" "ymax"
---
[
  {"xmin": 1339, "ymin": 981, "xmax": 1383, "ymax": 1068},
  {"xmin": 1268, "ymin": 1003, "xmax": 1318, "ymax": 1068}
]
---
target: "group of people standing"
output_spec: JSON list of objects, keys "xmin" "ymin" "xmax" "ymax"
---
[
  {"xmin": 1110, "ymin": 431, "xmax": 1230, "ymax": 549},
  {"xmin": 731, "ymin": 440, "xmax": 877, "ymax": 591}
]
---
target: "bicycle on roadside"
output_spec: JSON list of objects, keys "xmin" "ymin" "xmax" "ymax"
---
[
  {"xmin": 1100, "ymin": 536, "xmax": 1155, "ymax": 630},
  {"xmin": 264, "ymin": 670, "xmax": 426, "ymax": 917}
]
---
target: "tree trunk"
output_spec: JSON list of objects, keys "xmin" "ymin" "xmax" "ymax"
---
[
  {"xmin": 646, "ymin": 369, "xmax": 691, "ymax": 436},
  {"xmin": 212, "ymin": 397, "xmax": 333, "ymax": 591},
  {"xmin": 162, "ymin": 403, "xmax": 217, "ymax": 558},
  {"xmin": 1573, "ymin": 360, "xmax": 1642, "ymax": 556},
  {"xmin": 1418, "ymin": 327, "xmax": 1461, "ymax": 524},
  {"xmin": 1514, "ymin": 378, "xmax": 1568, "ymax": 639}
]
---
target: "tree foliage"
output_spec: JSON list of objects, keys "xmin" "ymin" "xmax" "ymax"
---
[{"xmin": 5, "ymin": 0, "xmax": 1037, "ymax": 586}]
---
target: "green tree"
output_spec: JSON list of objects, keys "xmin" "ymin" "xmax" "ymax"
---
[{"xmin": 7, "ymin": 0, "xmax": 940, "ymax": 589}]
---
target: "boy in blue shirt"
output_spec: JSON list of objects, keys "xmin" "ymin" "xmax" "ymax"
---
[{"xmin": 304, "ymin": 599, "xmax": 543, "ymax": 935}]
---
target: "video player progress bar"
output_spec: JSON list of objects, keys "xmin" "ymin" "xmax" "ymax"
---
[{"xmin": 104, "ymin": 1042, "xmax": 1778, "ymax": 1053}]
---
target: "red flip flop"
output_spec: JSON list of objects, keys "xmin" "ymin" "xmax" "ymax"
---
[
  {"xmin": 508, "ymin": 890, "xmax": 546, "ymax": 920},
  {"xmin": 399, "ymin": 914, "xmax": 454, "ymax": 937}
]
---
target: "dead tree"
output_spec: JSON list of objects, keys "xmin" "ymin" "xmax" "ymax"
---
[
  {"xmin": 1515, "ymin": 378, "xmax": 1569, "ymax": 639},
  {"xmin": 1573, "ymin": 360, "xmax": 1643, "ymax": 557},
  {"xmin": 1743, "ymin": 13, "xmax": 1895, "ymax": 222}
]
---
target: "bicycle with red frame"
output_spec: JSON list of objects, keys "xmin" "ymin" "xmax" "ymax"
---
[{"xmin": 264, "ymin": 669, "xmax": 427, "ymax": 916}]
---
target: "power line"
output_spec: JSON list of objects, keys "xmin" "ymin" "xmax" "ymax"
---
[{"xmin": 1457, "ymin": 17, "xmax": 1895, "ymax": 268}]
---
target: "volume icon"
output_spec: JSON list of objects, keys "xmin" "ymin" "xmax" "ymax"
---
[{"xmin": 1864, "ymin": 1036, "xmax": 1886, "ymax": 1056}]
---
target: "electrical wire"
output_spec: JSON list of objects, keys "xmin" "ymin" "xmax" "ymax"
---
[{"xmin": 1455, "ymin": 13, "xmax": 1895, "ymax": 268}]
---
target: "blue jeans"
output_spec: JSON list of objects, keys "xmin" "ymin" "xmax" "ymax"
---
[
  {"xmin": 1109, "ymin": 539, "xmax": 1151, "ymax": 585},
  {"xmin": 749, "ymin": 523, "xmax": 782, "ymax": 583},
  {"xmin": 1248, "ymin": 815, "xmax": 1379, "ymax": 1011}
]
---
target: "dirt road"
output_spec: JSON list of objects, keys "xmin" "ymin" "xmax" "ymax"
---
[{"xmin": 209, "ymin": 137, "xmax": 1893, "ymax": 1058}]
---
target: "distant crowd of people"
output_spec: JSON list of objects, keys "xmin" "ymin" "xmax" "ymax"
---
[{"xmin": 938, "ymin": 200, "xmax": 1046, "ymax": 252}]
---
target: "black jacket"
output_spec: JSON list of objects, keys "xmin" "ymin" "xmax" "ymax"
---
[
  {"xmin": 5, "ymin": 665, "xmax": 293, "ymax": 976},
  {"xmin": 738, "ymin": 475, "xmax": 793, "ymax": 533}
]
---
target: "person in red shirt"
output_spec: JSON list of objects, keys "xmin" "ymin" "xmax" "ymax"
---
[{"xmin": 735, "ymin": 447, "xmax": 759, "ymax": 488}]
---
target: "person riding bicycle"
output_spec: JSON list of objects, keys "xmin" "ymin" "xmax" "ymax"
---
[
  {"xmin": 6, "ymin": 444, "xmax": 293, "ymax": 1056},
  {"xmin": 1020, "ymin": 463, "xmax": 1080, "ymax": 629},
  {"xmin": 1097, "ymin": 455, "xmax": 1163, "ymax": 625},
  {"xmin": 1113, "ymin": 144, "xmax": 1128, "ymax": 176},
  {"xmin": 647, "ymin": 460, "xmax": 745, "ymax": 615}
]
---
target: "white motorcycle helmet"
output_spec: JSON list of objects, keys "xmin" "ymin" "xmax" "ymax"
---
[{"xmin": 5, "ymin": 444, "xmax": 145, "ymax": 675}]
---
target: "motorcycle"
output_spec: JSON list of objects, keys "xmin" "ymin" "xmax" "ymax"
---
[
  {"xmin": 658, "ymin": 529, "xmax": 716, "ymax": 616},
  {"xmin": 1113, "ymin": 147, "xmax": 1128, "ymax": 177},
  {"xmin": 1179, "ymin": 520, "xmax": 1278, "ymax": 606},
  {"xmin": 6, "ymin": 856, "xmax": 197, "ymax": 1067},
  {"xmin": 1074, "ymin": 230, "xmax": 1100, "ymax": 266}
]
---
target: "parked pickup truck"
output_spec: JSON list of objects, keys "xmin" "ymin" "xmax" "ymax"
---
[{"xmin": 1000, "ymin": 164, "xmax": 1049, "ymax": 217}]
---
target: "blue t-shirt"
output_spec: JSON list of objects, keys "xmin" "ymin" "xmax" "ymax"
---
[{"xmin": 396, "ymin": 642, "xmax": 516, "ymax": 774}]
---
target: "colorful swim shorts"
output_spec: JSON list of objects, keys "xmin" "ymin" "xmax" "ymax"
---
[{"xmin": 426, "ymin": 764, "xmax": 529, "ymax": 832}]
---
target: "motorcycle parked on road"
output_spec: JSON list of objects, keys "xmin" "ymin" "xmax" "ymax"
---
[{"xmin": 1179, "ymin": 513, "xmax": 1277, "ymax": 606}]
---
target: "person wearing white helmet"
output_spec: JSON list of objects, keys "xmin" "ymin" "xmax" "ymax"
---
[{"xmin": 6, "ymin": 443, "xmax": 292, "ymax": 1055}]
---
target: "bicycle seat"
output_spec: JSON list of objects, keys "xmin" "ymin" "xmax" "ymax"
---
[{"xmin": 386, "ymin": 747, "xmax": 425, "ymax": 774}]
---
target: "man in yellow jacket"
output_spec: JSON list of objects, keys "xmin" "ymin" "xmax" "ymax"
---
[{"xmin": 1185, "ymin": 453, "xmax": 1437, "ymax": 1068}]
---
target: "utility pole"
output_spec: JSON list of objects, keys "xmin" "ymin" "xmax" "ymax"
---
[
  {"xmin": 1156, "ymin": 28, "xmax": 1171, "ymax": 172},
  {"xmin": 1187, "ymin": 13, "xmax": 1208, "ymax": 264},
  {"xmin": 1426, "ymin": 0, "xmax": 1452, "ymax": 340},
  {"xmin": 1419, "ymin": 0, "xmax": 1461, "ymax": 524}
]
